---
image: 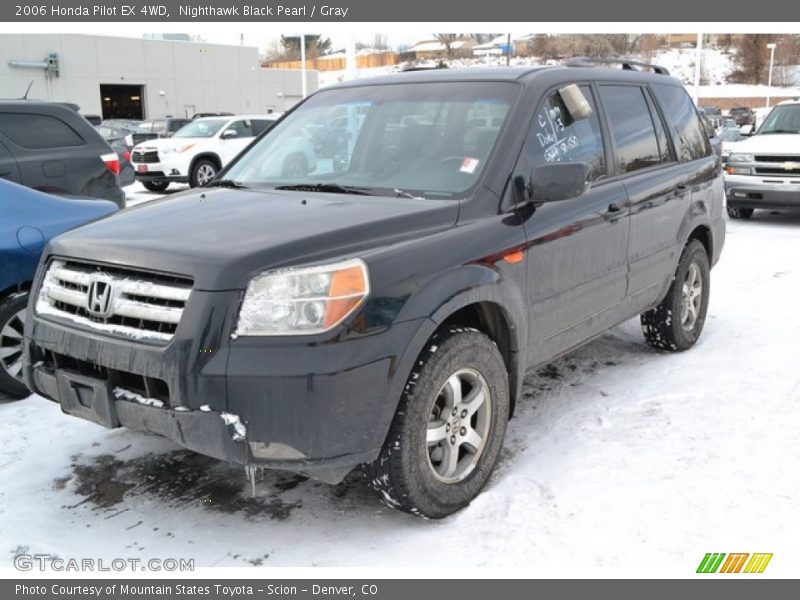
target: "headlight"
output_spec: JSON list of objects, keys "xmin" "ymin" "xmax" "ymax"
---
[
  {"xmin": 728, "ymin": 153, "xmax": 754, "ymax": 163},
  {"xmin": 234, "ymin": 258, "xmax": 369, "ymax": 336}
]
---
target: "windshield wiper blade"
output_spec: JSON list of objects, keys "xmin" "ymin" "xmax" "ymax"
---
[
  {"xmin": 761, "ymin": 129, "xmax": 800, "ymax": 134},
  {"xmin": 205, "ymin": 179, "xmax": 248, "ymax": 188},
  {"xmin": 274, "ymin": 183, "xmax": 372, "ymax": 195}
]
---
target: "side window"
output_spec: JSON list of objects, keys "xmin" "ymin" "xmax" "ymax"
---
[
  {"xmin": 0, "ymin": 113, "xmax": 84, "ymax": 149},
  {"xmin": 250, "ymin": 119, "xmax": 274, "ymax": 136},
  {"xmin": 168, "ymin": 120, "xmax": 187, "ymax": 133},
  {"xmin": 520, "ymin": 84, "xmax": 606, "ymax": 181},
  {"xmin": 644, "ymin": 92, "xmax": 673, "ymax": 164},
  {"xmin": 651, "ymin": 84, "xmax": 711, "ymax": 162},
  {"xmin": 599, "ymin": 85, "xmax": 662, "ymax": 174},
  {"xmin": 225, "ymin": 120, "xmax": 254, "ymax": 138}
]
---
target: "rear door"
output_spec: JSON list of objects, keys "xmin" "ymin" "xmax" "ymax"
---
[
  {"xmin": 0, "ymin": 111, "xmax": 85, "ymax": 195},
  {"xmin": 0, "ymin": 137, "xmax": 21, "ymax": 184},
  {"xmin": 628, "ymin": 83, "xmax": 714, "ymax": 305},
  {"xmin": 518, "ymin": 83, "xmax": 630, "ymax": 364},
  {"xmin": 597, "ymin": 84, "xmax": 689, "ymax": 307}
]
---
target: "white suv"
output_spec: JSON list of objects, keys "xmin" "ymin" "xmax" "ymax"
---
[{"xmin": 131, "ymin": 115, "xmax": 279, "ymax": 191}]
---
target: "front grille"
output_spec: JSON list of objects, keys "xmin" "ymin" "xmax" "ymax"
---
[
  {"xmin": 755, "ymin": 155, "xmax": 800, "ymax": 163},
  {"xmin": 36, "ymin": 259, "xmax": 192, "ymax": 343},
  {"xmin": 754, "ymin": 167, "xmax": 800, "ymax": 175},
  {"xmin": 132, "ymin": 149, "xmax": 159, "ymax": 163}
]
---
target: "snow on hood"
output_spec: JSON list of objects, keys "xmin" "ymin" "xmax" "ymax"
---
[{"xmin": 733, "ymin": 133, "xmax": 800, "ymax": 154}]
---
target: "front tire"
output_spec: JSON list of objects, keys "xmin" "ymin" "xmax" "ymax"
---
[
  {"xmin": 142, "ymin": 181, "xmax": 169, "ymax": 192},
  {"xmin": 727, "ymin": 206, "xmax": 754, "ymax": 219},
  {"xmin": 641, "ymin": 240, "xmax": 710, "ymax": 352},
  {"xmin": 367, "ymin": 327, "xmax": 509, "ymax": 518},
  {"xmin": 0, "ymin": 291, "xmax": 31, "ymax": 399},
  {"xmin": 190, "ymin": 159, "xmax": 218, "ymax": 187}
]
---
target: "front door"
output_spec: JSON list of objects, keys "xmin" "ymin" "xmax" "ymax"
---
[{"xmin": 516, "ymin": 84, "xmax": 630, "ymax": 364}]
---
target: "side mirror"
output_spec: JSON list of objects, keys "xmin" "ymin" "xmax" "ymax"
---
[
  {"xmin": 221, "ymin": 129, "xmax": 238, "ymax": 139},
  {"xmin": 530, "ymin": 162, "xmax": 591, "ymax": 203}
]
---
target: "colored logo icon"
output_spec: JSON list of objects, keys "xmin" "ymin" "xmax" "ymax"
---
[{"xmin": 697, "ymin": 553, "xmax": 773, "ymax": 574}]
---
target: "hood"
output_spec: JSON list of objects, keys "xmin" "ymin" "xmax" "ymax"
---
[
  {"xmin": 47, "ymin": 187, "xmax": 459, "ymax": 290},
  {"xmin": 733, "ymin": 133, "xmax": 800, "ymax": 154},
  {"xmin": 134, "ymin": 137, "xmax": 206, "ymax": 152}
]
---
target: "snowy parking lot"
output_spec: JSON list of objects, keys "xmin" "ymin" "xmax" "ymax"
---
[{"xmin": 1, "ymin": 186, "xmax": 798, "ymax": 575}]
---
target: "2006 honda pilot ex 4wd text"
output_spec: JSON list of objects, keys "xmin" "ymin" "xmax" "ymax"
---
[{"xmin": 23, "ymin": 61, "xmax": 725, "ymax": 518}]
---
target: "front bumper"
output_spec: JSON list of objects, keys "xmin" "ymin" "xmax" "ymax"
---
[
  {"xmin": 132, "ymin": 157, "xmax": 190, "ymax": 184},
  {"xmin": 724, "ymin": 173, "xmax": 800, "ymax": 209},
  {"xmin": 23, "ymin": 284, "xmax": 427, "ymax": 482}
]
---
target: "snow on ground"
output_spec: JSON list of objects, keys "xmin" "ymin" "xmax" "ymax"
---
[{"xmin": 1, "ymin": 193, "xmax": 799, "ymax": 575}]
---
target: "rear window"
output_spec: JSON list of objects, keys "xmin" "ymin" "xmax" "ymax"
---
[
  {"xmin": 599, "ymin": 85, "xmax": 662, "ymax": 174},
  {"xmin": 652, "ymin": 84, "xmax": 711, "ymax": 162},
  {"xmin": 0, "ymin": 113, "xmax": 85, "ymax": 149}
]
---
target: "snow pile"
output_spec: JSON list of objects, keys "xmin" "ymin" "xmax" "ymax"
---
[
  {"xmin": 112, "ymin": 387, "xmax": 164, "ymax": 408},
  {"xmin": 220, "ymin": 412, "xmax": 247, "ymax": 441}
]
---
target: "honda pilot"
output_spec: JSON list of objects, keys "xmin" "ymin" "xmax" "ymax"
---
[{"xmin": 23, "ymin": 61, "xmax": 725, "ymax": 518}]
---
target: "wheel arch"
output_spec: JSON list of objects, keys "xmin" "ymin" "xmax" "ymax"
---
[
  {"xmin": 189, "ymin": 152, "xmax": 223, "ymax": 174},
  {"xmin": 386, "ymin": 268, "xmax": 528, "ymax": 424}
]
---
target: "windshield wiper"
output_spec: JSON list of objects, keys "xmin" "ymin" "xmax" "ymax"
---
[
  {"xmin": 275, "ymin": 183, "xmax": 372, "ymax": 195},
  {"xmin": 205, "ymin": 179, "xmax": 248, "ymax": 189},
  {"xmin": 394, "ymin": 188, "xmax": 426, "ymax": 200},
  {"xmin": 760, "ymin": 129, "xmax": 800, "ymax": 134}
]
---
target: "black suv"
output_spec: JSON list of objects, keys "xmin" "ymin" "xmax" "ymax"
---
[
  {"xmin": 23, "ymin": 62, "xmax": 725, "ymax": 518},
  {"xmin": 0, "ymin": 100, "xmax": 124, "ymax": 207}
]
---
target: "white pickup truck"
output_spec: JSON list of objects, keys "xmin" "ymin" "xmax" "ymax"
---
[{"xmin": 724, "ymin": 98, "xmax": 800, "ymax": 219}]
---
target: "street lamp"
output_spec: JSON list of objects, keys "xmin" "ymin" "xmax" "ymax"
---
[{"xmin": 766, "ymin": 42, "xmax": 777, "ymax": 109}]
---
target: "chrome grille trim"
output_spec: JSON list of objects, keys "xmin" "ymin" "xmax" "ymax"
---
[{"xmin": 36, "ymin": 260, "xmax": 192, "ymax": 342}]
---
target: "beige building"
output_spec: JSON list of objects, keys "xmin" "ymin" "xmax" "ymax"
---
[{"xmin": 0, "ymin": 34, "xmax": 318, "ymax": 119}]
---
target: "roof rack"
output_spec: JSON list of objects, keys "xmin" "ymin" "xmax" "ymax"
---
[{"xmin": 566, "ymin": 57, "xmax": 670, "ymax": 75}]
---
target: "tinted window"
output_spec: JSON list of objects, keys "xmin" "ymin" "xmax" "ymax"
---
[
  {"xmin": 0, "ymin": 113, "xmax": 84, "ymax": 149},
  {"xmin": 521, "ymin": 84, "xmax": 606, "ymax": 181},
  {"xmin": 599, "ymin": 86, "xmax": 661, "ymax": 174},
  {"xmin": 168, "ymin": 119, "xmax": 188, "ymax": 133},
  {"xmin": 652, "ymin": 84, "xmax": 711, "ymax": 162},
  {"xmin": 644, "ymin": 92, "xmax": 673, "ymax": 163},
  {"xmin": 225, "ymin": 120, "xmax": 254, "ymax": 138},
  {"xmin": 251, "ymin": 119, "xmax": 276, "ymax": 136}
]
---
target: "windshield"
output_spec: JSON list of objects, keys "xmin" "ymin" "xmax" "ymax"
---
[
  {"xmin": 172, "ymin": 119, "xmax": 227, "ymax": 138},
  {"xmin": 758, "ymin": 105, "xmax": 800, "ymax": 134},
  {"xmin": 223, "ymin": 81, "xmax": 519, "ymax": 198}
]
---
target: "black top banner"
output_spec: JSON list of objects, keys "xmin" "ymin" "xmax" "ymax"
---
[{"xmin": 3, "ymin": 0, "xmax": 800, "ymax": 21}]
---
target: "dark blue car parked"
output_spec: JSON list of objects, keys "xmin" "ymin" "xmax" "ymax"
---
[{"xmin": 0, "ymin": 179, "xmax": 118, "ymax": 397}]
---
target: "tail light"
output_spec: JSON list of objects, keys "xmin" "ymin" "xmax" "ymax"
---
[
  {"xmin": 122, "ymin": 151, "xmax": 131, "ymax": 161},
  {"xmin": 101, "ymin": 152, "xmax": 120, "ymax": 175}
]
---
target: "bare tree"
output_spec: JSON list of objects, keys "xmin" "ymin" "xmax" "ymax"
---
[{"xmin": 434, "ymin": 33, "xmax": 460, "ymax": 59}]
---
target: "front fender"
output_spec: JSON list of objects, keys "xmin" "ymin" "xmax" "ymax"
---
[{"xmin": 385, "ymin": 263, "xmax": 528, "ymax": 422}]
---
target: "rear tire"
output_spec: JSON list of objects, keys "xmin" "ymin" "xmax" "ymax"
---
[
  {"xmin": 0, "ymin": 291, "xmax": 31, "ymax": 399},
  {"xmin": 641, "ymin": 240, "xmax": 710, "ymax": 352},
  {"xmin": 366, "ymin": 327, "xmax": 509, "ymax": 518},
  {"xmin": 727, "ymin": 206, "xmax": 754, "ymax": 219},
  {"xmin": 142, "ymin": 181, "xmax": 169, "ymax": 192}
]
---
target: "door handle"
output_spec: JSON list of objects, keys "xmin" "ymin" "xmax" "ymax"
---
[{"xmin": 607, "ymin": 203, "xmax": 623, "ymax": 213}]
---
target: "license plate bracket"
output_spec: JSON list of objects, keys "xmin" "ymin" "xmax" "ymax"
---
[{"xmin": 56, "ymin": 371, "xmax": 119, "ymax": 429}]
